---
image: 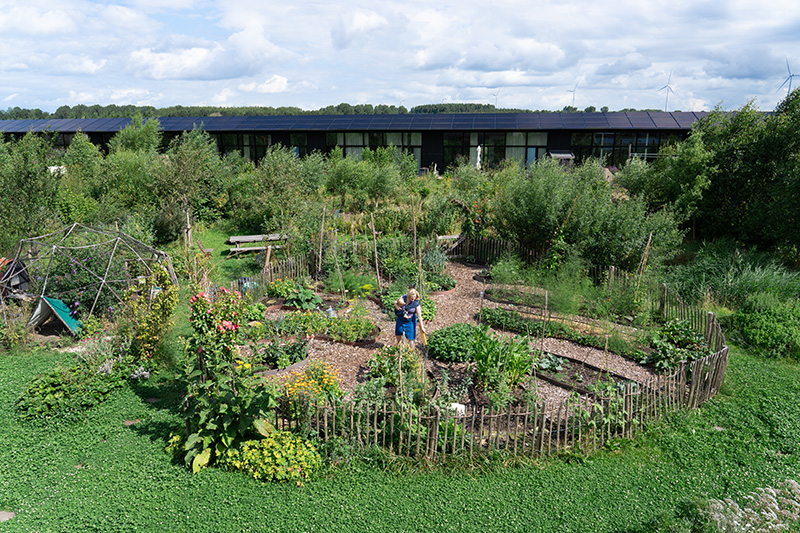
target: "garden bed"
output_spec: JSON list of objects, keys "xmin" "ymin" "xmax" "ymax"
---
[
  {"xmin": 290, "ymin": 263, "xmax": 660, "ymax": 409},
  {"xmin": 534, "ymin": 353, "xmax": 633, "ymax": 398}
]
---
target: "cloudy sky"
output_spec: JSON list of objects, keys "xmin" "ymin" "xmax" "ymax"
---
[{"xmin": 1, "ymin": 0, "xmax": 799, "ymax": 113}]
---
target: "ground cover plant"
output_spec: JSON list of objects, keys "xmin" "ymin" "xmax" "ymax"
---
[{"xmin": 1, "ymin": 344, "xmax": 799, "ymax": 531}]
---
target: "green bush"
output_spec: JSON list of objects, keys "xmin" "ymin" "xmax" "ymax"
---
[
  {"xmin": 427, "ymin": 323, "xmax": 480, "ymax": 363},
  {"xmin": 264, "ymin": 278, "xmax": 301, "ymax": 299},
  {"xmin": 421, "ymin": 247, "xmax": 448, "ymax": 274},
  {"xmin": 254, "ymin": 338, "xmax": 309, "ymax": 369},
  {"xmin": 734, "ymin": 293, "xmax": 800, "ymax": 360},
  {"xmin": 243, "ymin": 302, "xmax": 267, "ymax": 322},
  {"xmin": 423, "ymin": 271, "xmax": 457, "ymax": 292},
  {"xmin": 218, "ymin": 432, "xmax": 321, "ymax": 484}
]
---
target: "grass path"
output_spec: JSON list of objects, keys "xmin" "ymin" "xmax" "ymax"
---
[{"xmin": 0, "ymin": 345, "xmax": 798, "ymax": 532}]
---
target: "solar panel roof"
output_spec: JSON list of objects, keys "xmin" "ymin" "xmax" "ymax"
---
[{"xmin": 0, "ymin": 112, "xmax": 720, "ymax": 136}]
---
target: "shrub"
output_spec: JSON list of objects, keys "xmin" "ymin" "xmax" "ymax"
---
[
  {"xmin": 124, "ymin": 264, "xmax": 179, "ymax": 361},
  {"xmin": 427, "ymin": 323, "xmax": 480, "ymax": 363},
  {"xmin": 325, "ymin": 270, "xmax": 378, "ymax": 298},
  {"xmin": 734, "ymin": 293, "xmax": 800, "ymax": 360},
  {"xmin": 218, "ymin": 432, "xmax": 321, "ymax": 485},
  {"xmin": 421, "ymin": 247, "xmax": 448, "ymax": 274},
  {"xmin": 489, "ymin": 255, "xmax": 527, "ymax": 284},
  {"xmin": 706, "ymin": 479, "xmax": 800, "ymax": 532},
  {"xmin": 423, "ymin": 271, "xmax": 457, "ymax": 292},
  {"xmin": 642, "ymin": 319, "xmax": 712, "ymax": 371},
  {"xmin": 254, "ymin": 338, "xmax": 308, "ymax": 369},
  {"xmin": 382, "ymin": 255, "xmax": 419, "ymax": 282},
  {"xmin": 242, "ymin": 302, "xmax": 267, "ymax": 322}
]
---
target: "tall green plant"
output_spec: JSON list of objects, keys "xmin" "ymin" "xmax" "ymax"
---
[{"xmin": 181, "ymin": 287, "xmax": 278, "ymax": 473}]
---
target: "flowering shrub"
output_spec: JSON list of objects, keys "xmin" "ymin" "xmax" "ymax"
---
[
  {"xmin": 181, "ymin": 286, "xmax": 279, "ymax": 473},
  {"xmin": 283, "ymin": 361, "xmax": 344, "ymax": 433},
  {"xmin": 217, "ymin": 432, "xmax": 321, "ymax": 485},
  {"xmin": 706, "ymin": 479, "xmax": 800, "ymax": 532},
  {"xmin": 284, "ymin": 361, "xmax": 344, "ymax": 405}
]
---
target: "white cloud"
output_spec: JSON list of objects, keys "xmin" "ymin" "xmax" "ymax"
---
[
  {"xmin": 129, "ymin": 45, "xmax": 224, "ymax": 80},
  {"xmin": 211, "ymin": 88, "xmax": 237, "ymax": 105},
  {"xmin": 53, "ymin": 54, "xmax": 107, "ymax": 75},
  {"xmin": 596, "ymin": 53, "xmax": 651, "ymax": 76},
  {"xmin": 239, "ymin": 75, "xmax": 289, "ymax": 94},
  {"xmin": 331, "ymin": 10, "xmax": 390, "ymax": 49},
  {"xmin": 0, "ymin": 0, "xmax": 799, "ymax": 112},
  {"xmin": 0, "ymin": 4, "xmax": 79, "ymax": 35}
]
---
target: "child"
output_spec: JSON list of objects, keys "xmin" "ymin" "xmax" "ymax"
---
[{"xmin": 395, "ymin": 295, "xmax": 420, "ymax": 320}]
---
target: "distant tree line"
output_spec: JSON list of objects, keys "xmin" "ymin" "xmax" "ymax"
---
[{"xmin": 1, "ymin": 102, "xmax": 662, "ymax": 120}]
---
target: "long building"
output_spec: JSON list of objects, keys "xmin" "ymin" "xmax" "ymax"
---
[{"xmin": 0, "ymin": 111, "xmax": 707, "ymax": 170}]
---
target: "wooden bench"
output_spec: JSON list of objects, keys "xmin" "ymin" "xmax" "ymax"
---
[{"xmin": 225, "ymin": 234, "xmax": 287, "ymax": 257}]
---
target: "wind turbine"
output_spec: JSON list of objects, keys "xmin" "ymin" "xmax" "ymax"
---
[
  {"xmin": 567, "ymin": 82, "xmax": 578, "ymax": 108},
  {"xmin": 490, "ymin": 88, "xmax": 501, "ymax": 107},
  {"xmin": 778, "ymin": 59, "xmax": 798, "ymax": 96},
  {"xmin": 658, "ymin": 70, "xmax": 674, "ymax": 111}
]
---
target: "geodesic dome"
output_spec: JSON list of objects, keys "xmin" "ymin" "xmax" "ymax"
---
[{"xmin": 1, "ymin": 223, "xmax": 177, "ymax": 330}]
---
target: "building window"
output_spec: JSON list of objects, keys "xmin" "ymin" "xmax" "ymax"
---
[{"xmin": 325, "ymin": 131, "xmax": 421, "ymax": 166}]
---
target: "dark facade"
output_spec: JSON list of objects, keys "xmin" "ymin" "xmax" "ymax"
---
[{"xmin": 0, "ymin": 111, "xmax": 707, "ymax": 169}]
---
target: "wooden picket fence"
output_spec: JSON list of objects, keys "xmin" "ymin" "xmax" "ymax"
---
[
  {"xmin": 269, "ymin": 261, "xmax": 727, "ymax": 459},
  {"xmin": 276, "ymin": 346, "xmax": 726, "ymax": 459},
  {"xmin": 230, "ymin": 255, "xmax": 311, "ymax": 294},
  {"xmin": 247, "ymin": 234, "xmax": 727, "ymax": 459},
  {"xmin": 445, "ymin": 236, "xmax": 539, "ymax": 264}
]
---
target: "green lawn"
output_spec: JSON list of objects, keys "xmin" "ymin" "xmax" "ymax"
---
[{"xmin": 0, "ymin": 345, "xmax": 798, "ymax": 532}]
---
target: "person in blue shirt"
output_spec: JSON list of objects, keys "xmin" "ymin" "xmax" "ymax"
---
[{"xmin": 394, "ymin": 288, "xmax": 426, "ymax": 344}]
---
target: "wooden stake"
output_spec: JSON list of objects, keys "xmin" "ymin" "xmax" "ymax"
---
[{"xmin": 317, "ymin": 207, "xmax": 326, "ymax": 276}]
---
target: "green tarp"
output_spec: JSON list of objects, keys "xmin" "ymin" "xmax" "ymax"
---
[{"xmin": 28, "ymin": 296, "xmax": 82, "ymax": 335}]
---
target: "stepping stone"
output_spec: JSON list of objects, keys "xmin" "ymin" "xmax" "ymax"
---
[{"xmin": 0, "ymin": 511, "xmax": 15, "ymax": 522}]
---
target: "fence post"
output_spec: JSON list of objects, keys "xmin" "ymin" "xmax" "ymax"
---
[{"xmin": 660, "ymin": 283, "xmax": 668, "ymax": 319}]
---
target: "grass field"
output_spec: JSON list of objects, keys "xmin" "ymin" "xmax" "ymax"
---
[{"xmin": 0, "ymin": 344, "xmax": 798, "ymax": 532}]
